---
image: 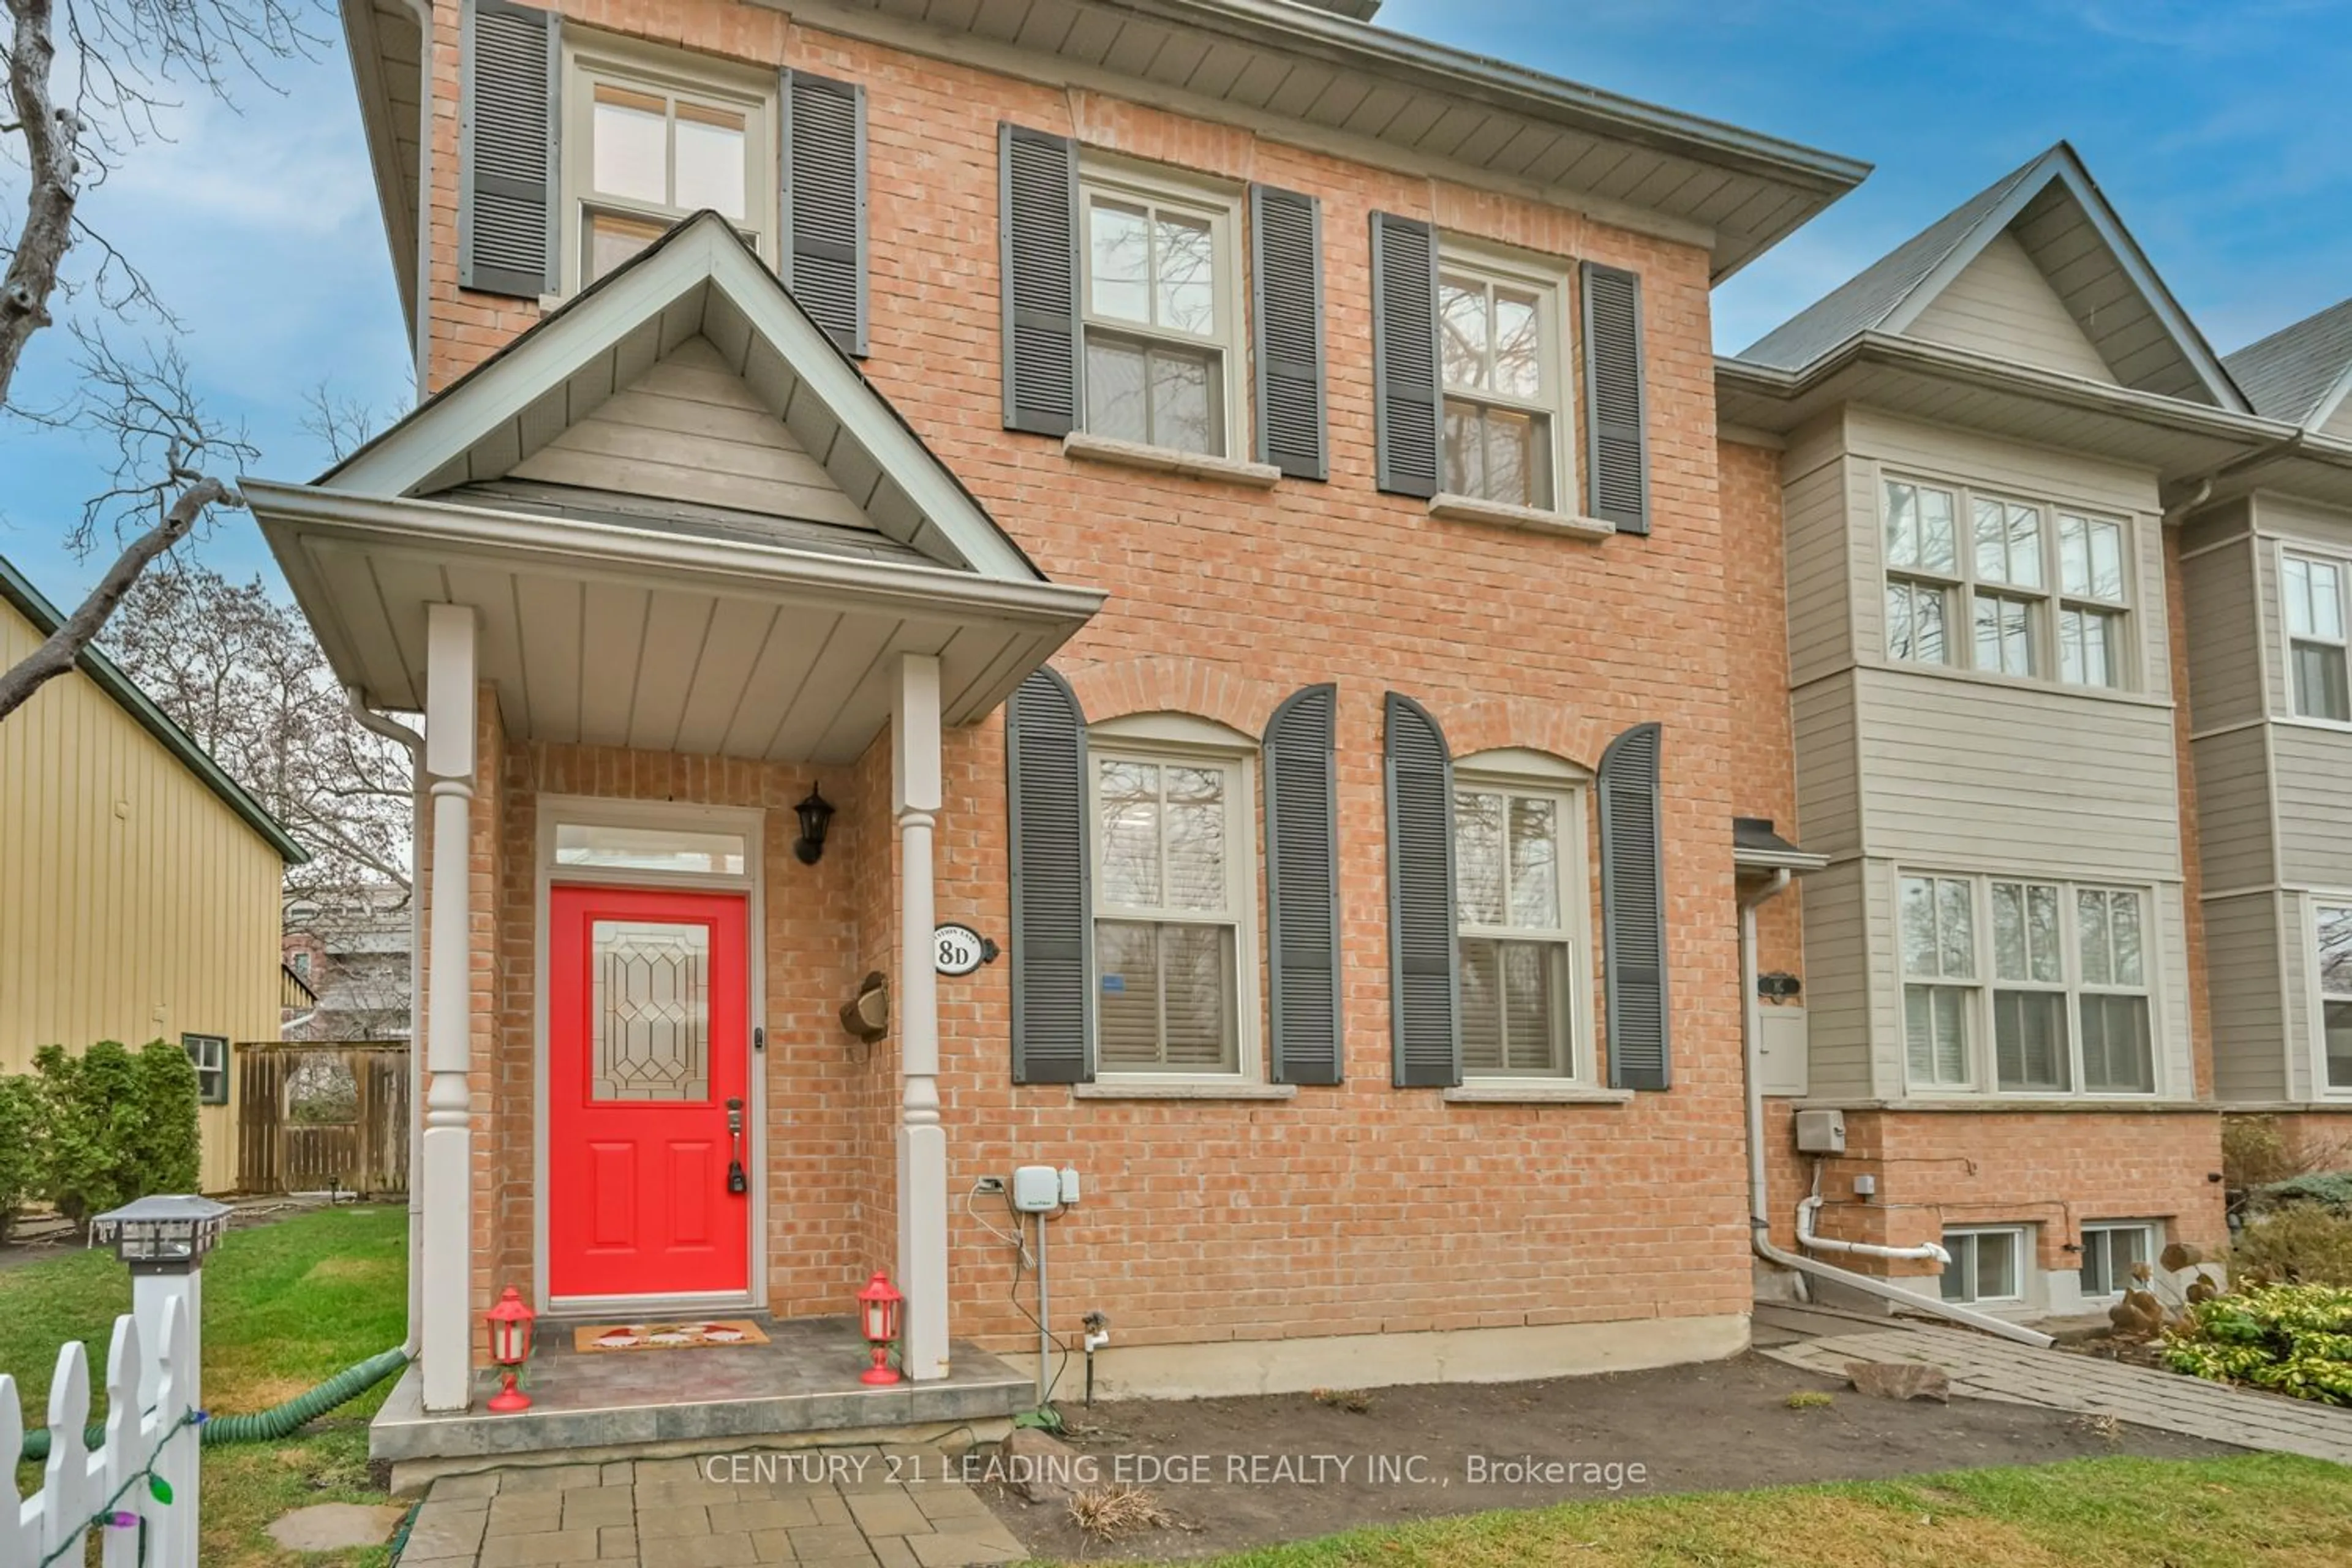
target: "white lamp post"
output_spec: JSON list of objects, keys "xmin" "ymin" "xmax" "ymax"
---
[{"xmin": 89, "ymin": 1196, "xmax": 230, "ymax": 1417}]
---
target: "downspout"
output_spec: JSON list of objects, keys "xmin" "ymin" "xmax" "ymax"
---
[
  {"xmin": 348, "ymin": 686, "xmax": 426, "ymax": 1359},
  {"xmin": 1798, "ymin": 1164, "xmax": 1948, "ymax": 1265},
  {"xmin": 1740, "ymin": 866, "xmax": 2054, "ymax": 1349}
]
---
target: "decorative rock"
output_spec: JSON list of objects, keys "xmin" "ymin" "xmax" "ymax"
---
[
  {"xmin": 266, "ymin": 1502, "xmax": 410, "ymax": 1552},
  {"xmin": 994, "ymin": 1427, "xmax": 1085, "ymax": 1504},
  {"xmin": 1844, "ymin": 1360, "xmax": 1951, "ymax": 1403}
]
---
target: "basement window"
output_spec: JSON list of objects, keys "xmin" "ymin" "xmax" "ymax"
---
[
  {"xmin": 2078, "ymin": 1221, "xmax": 2156, "ymax": 1299},
  {"xmin": 1939, "ymin": 1226, "xmax": 2026, "ymax": 1305}
]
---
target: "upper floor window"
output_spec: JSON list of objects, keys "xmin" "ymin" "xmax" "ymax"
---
[
  {"xmin": 2318, "ymin": 901, "xmax": 2352, "ymax": 1093},
  {"xmin": 1090, "ymin": 740, "xmax": 1254, "ymax": 1077},
  {"xmin": 1438, "ymin": 254, "xmax": 1566, "ymax": 511},
  {"xmin": 1453, "ymin": 764, "xmax": 1590, "ymax": 1080},
  {"xmin": 2283, "ymin": 552, "xmax": 2351, "ymax": 723},
  {"xmin": 562, "ymin": 42, "xmax": 775, "ymax": 290},
  {"xmin": 1902, "ymin": 871, "xmax": 2156, "ymax": 1097},
  {"xmin": 1079, "ymin": 167, "xmax": 1242, "ymax": 458},
  {"xmin": 1883, "ymin": 479, "xmax": 2134, "ymax": 690}
]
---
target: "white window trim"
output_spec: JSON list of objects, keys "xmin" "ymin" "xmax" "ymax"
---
[
  {"xmin": 1940, "ymin": 1224, "xmax": 2029, "ymax": 1306},
  {"xmin": 2077, "ymin": 1219, "xmax": 2160, "ymax": 1300},
  {"xmin": 1986, "ymin": 878, "xmax": 2069, "ymax": 1094},
  {"xmin": 1434, "ymin": 237, "xmax": 1575, "ymax": 516},
  {"xmin": 1084, "ymin": 719, "xmax": 1262, "ymax": 1086},
  {"xmin": 2278, "ymin": 543, "xmax": 2352, "ymax": 728},
  {"xmin": 1879, "ymin": 474, "xmax": 2139, "ymax": 693},
  {"xmin": 2309, "ymin": 892, "xmax": 2352, "ymax": 1099},
  {"xmin": 557, "ymin": 32, "xmax": 780, "ymax": 297},
  {"xmin": 1076, "ymin": 157, "xmax": 1248, "ymax": 463},
  {"xmin": 183, "ymin": 1033, "xmax": 229, "ymax": 1106},
  {"xmin": 1895, "ymin": 868, "xmax": 2163, "ymax": 1101},
  {"xmin": 1453, "ymin": 751, "xmax": 1596, "ymax": 1088}
]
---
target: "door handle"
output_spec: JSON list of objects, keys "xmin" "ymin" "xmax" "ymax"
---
[{"xmin": 726, "ymin": 1096, "xmax": 747, "ymax": 1195}]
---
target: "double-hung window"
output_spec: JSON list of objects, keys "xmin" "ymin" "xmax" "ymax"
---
[
  {"xmin": 1940, "ymin": 1227, "xmax": 2026, "ymax": 1305},
  {"xmin": 2284, "ymin": 553, "xmax": 2351, "ymax": 722},
  {"xmin": 563, "ymin": 44, "xmax": 774, "ymax": 290},
  {"xmin": 183, "ymin": 1033, "xmax": 229, "ymax": 1106},
  {"xmin": 1090, "ymin": 748, "xmax": 1252, "ymax": 1076},
  {"xmin": 2076, "ymin": 888, "xmax": 2154, "ymax": 1093},
  {"xmin": 1079, "ymin": 170, "xmax": 1241, "ymax": 458},
  {"xmin": 2078, "ymin": 1221, "xmax": 2155, "ymax": 1298},
  {"xmin": 1882, "ymin": 479, "xmax": 2134, "ymax": 689},
  {"xmin": 1438, "ymin": 258, "xmax": 1564, "ymax": 511},
  {"xmin": 1991, "ymin": 880, "xmax": 2068, "ymax": 1091},
  {"xmin": 2316, "ymin": 902, "xmax": 2352, "ymax": 1092},
  {"xmin": 1901, "ymin": 874, "xmax": 1977, "ymax": 1088},
  {"xmin": 1454, "ymin": 777, "xmax": 1588, "ymax": 1079}
]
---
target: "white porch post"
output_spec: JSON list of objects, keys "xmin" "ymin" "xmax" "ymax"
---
[
  {"xmin": 420, "ymin": 604, "xmax": 478, "ymax": 1412},
  {"xmin": 893, "ymin": 653, "xmax": 951, "ymax": 1382}
]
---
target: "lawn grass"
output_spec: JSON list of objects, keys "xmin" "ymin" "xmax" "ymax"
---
[
  {"xmin": 3, "ymin": 1204, "xmax": 408, "ymax": 1567},
  {"xmin": 1174, "ymin": 1452, "xmax": 2352, "ymax": 1567}
]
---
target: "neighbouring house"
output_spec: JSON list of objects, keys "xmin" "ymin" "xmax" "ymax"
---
[
  {"xmin": 262, "ymin": 0, "xmax": 1868, "ymax": 1463},
  {"xmin": 282, "ymin": 889, "xmax": 415, "ymax": 1042},
  {"xmin": 0, "ymin": 554, "xmax": 309, "ymax": 1193}
]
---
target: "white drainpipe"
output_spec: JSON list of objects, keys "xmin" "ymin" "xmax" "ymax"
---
[
  {"xmin": 346, "ymin": 687, "xmax": 426, "ymax": 1359},
  {"xmin": 1740, "ymin": 865, "xmax": 2054, "ymax": 1349},
  {"xmin": 1798, "ymin": 1168, "xmax": 1949, "ymax": 1266}
]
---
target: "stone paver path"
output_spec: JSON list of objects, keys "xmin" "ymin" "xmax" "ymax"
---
[
  {"xmin": 1766, "ymin": 1322, "xmax": 2352, "ymax": 1464},
  {"xmin": 398, "ymin": 1447, "xmax": 1028, "ymax": 1567}
]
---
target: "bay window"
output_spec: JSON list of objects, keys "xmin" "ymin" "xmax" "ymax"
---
[
  {"xmin": 2284, "ymin": 553, "xmax": 2351, "ymax": 722},
  {"xmin": 2318, "ymin": 901, "xmax": 2352, "ymax": 1092},
  {"xmin": 1900, "ymin": 873, "xmax": 1977, "ymax": 1088}
]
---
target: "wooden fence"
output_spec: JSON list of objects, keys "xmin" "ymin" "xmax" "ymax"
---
[
  {"xmin": 235, "ymin": 1042, "xmax": 409, "ymax": 1197},
  {"xmin": 1, "ymin": 1298, "xmax": 201, "ymax": 1566}
]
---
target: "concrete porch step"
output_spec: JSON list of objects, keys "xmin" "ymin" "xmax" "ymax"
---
[{"xmin": 370, "ymin": 1317, "xmax": 1031, "ymax": 1492}]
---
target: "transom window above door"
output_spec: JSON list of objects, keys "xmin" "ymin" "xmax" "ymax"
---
[
  {"xmin": 562, "ymin": 42, "xmax": 775, "ymax": 289},
  {"xmin": 1079, "ymin": 169, "xmax": 1242, "ymax": 458},
  {"xmin": 1438, "ymin": 255, "xmax": 1565, "ymax": 511},
  {"xmin": 1882, "ymin": 478, "xmax": 2135, "ymax": 691}
]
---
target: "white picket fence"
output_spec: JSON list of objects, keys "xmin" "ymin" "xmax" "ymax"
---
[{"xmin": 1, "ymin": 1296, "xmax": 200, "ymax": 1568}]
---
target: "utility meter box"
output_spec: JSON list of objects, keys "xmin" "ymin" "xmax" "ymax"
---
[
  {"xmin": 1011, "ymin": 1166, "xmax": 1062, "ymax": 1213},
  {"xmin": 1793, "ymin": 1108, "xmax": 1847, "ymax": 1155}
]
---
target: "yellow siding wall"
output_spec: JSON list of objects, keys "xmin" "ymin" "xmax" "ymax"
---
[{"xmin": 0, "ymin": 600, "xmax": 287, "ymax": 1192}]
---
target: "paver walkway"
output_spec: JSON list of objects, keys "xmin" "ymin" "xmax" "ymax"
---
[
  {"xmin": 397, "ymin": 1447, "xmax": 1028, "ymax": 1567},
  {"xmin": 1765, "ymin": 1322, "xmax": 2352, "ymax": 1464}
]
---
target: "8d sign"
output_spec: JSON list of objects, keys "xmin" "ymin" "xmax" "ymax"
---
[{"xmin": 932, "ymin": 923, "xmax": 997, "ymax": 976}]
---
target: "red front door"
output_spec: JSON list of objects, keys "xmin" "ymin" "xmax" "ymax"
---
[{"xmin": 548, "ymin": 885, "xmax": 751, "ymax": 1300}]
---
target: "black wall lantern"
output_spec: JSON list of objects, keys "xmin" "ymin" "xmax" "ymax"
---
[{"xmin": 794, "ymin": 788, "xmax": 835, "ymax": 865}]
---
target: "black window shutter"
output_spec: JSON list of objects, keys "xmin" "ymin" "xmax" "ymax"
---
[
  {"xmin": 1265, "ymin": 684, "xmax": 1341, "ymax": 1085},
  {"xmin": 1007, "ymin": 668, "xmax": 1092, "ymax": 1084},
  {"xmin": 1581, "ymin": 262, "xmax": 1651, "ymax": 533},
  {"xmin": 780, "ymin": 70, "xmax": 869, "ymax": 357},
  {"xmin": 999, "ymin": 124, "xmax": 1081, "ymax": 436},
  {"xmin": 1599, "ymin": 722, "xmax": 1670, "ymax": 1090},
  {"xmin": 1370, "ymin": 213, "xmax": 1441, "ymax": 499},
  {"xmin": 1251, "ymin": 185, "xmax": 1327, "ymax": 481},
  {"xmin": 458, "ymin": 0, "xmax": 559, "ymax": 298},
  {"xmin": 1384, "ymin": 693, "xmax": 1459, "ymax": 1087}
]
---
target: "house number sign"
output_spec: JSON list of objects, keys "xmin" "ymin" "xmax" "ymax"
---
[{"xmin": 933, "ymin": 924, "xmax": 998, "ymax": 976}]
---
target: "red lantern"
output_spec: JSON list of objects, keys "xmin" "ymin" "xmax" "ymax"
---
[
  {"xmin": 487, "ymin": 1287, "xmax": 536, "ymax": 1412},
  {"xmin": 857, "ymin": 1272, "xmax": 903, "ymax": 1386}
]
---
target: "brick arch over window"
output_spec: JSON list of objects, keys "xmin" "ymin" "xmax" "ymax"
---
[
  {"xmin": 1060, "ymin": 656, "xmax": 1289, "ymax": 737},
  {"xmin": 1420, "ymin": 695, "xmax": 1616, "ymax": 775}
]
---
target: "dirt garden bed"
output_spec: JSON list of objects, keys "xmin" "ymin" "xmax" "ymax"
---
[{"xmin": 985, "ymin": 1351, "xmax": 2240, "ymax": 1562}]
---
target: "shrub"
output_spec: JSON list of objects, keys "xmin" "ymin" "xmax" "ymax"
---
[
  {"xmin": 2164, "ymin": 1282, "xmax": 2352, "ymax": 1404},
  {"xmin": 33, "ymin": 1040, "xmax": 202, "ymax": 1229},
  {"xmin": 2223, "ymin": 1114, "xmax": 2300, "ymax": 1194},
  {"xmin": 0, "ymin": 1074, "xmax": 39, "ymax": 1243},
  {"xmin": 2232, "ymin": 1204, "xmax": 2352, "ymax": 1287},
  {"xmin": 2253, "ymin": 1171, "xmax": 2352, "ymax": 1216}
]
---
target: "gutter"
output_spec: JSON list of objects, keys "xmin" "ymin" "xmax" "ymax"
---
[{"xmin": 346, "ymin": 686, "xmax": 426, "ymax": 1362}]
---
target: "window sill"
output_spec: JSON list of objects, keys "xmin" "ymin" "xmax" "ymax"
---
[
  {"xmin": 1855, "ymin": 657, "xmax": 2174, "ymax": 710},
  {"xmin": 1072, "ymin": 1080, "xmax": 1299, "ymax": 1102},
  {"xmin": 1062, "ymin": 432, "xmax": 1281, "ymax": 489},
  {"xmin": 1791, "ymin": 1096, "xmax": 2207, "ymax": 1114},
  {"xmin": 1442, "ymin": 1083, "xmax": 1634, "ymax": 1106},
  {"xmin": 1428, "ymin": 494, "xmax": 1614, "ymax": 540}
]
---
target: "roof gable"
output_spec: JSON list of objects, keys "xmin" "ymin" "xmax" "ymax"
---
[
  {"xmin": 0, "ymin": 556, "xmax": 307, "ymax": 864},
  {"xmin": 325, "ymin": 213, "xmax": 1044, "ymax": 583},
  {"xmin": 1905, "ymin": 231, "xmax": 2114, "ymax": 383},
  {"xmin": 2226, "ymin": 296, "xmax": 2352, "ymax": 430},
  {"xmin": 1740, "ymin": 143, "xmax": 2245, "ymax": 410}
]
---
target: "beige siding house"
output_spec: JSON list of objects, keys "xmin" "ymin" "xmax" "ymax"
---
[{"xmin": 0, "ymin": 556, "xmax": 308, "ymax": 1192}]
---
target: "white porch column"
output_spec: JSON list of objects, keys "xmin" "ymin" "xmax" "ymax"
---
[
  {"xmin": 420, "ymin": 604, "xmax": 478, "ymax": 1412},
  {"xmin": 893, "ymin": 653, "xmax": 951, "ymax": 1382}
]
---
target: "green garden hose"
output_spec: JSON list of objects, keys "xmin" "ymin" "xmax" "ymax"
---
[{"xmin": 17, "ymin": 1347, "xmax": 407, "ymax": 1464}]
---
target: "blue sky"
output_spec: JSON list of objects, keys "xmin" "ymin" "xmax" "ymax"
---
[{"xmin": 7, "ymin": 0, "xmax": 2351, "ymax": 605}]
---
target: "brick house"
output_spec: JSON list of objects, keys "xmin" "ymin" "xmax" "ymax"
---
[{"xmin": 260, "ymin": 0, "xmax": 1875, "ymax": 1466}]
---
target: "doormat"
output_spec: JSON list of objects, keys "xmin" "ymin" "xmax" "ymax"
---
[{"xmin": 572, "ymin": 1320, "xmax": 771, "ymax": 1354}]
